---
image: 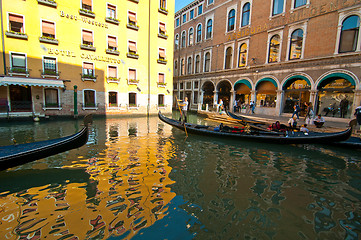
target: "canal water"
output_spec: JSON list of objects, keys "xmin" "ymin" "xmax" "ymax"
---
[{"xmin": 0, "ymin": 112, "xmax": 360, "ymax": 239}]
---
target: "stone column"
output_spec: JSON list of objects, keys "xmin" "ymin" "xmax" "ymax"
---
[
  {"xmin": 276, "ymin": 90, "xmax": 283, "ymax": 116},
  {"xmin": 250, "ymin": 90, "xmax": 256, "ymax": 104},
  {"xmin": 213, "ymin": 90, "xmax": 218, "ymax": 107},
  {"xmin": 309, "ymin": 90, "xmax": 318, "ymax": 113},
  {"xmin": 230, "ymin": 90, "xmax": 235, "ymax": 112},
  {"xmin": 353, "ymin": 90, "xmax": 361, "ymax": 113}
]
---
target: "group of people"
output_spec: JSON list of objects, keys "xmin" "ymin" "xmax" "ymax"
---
[
  {"xmin": 288, "ymin": 102, "xmax": 325, "ymax": 129},
  {"xmin": 233, "ymin": 100, "xmax": 255, "ymax": 114}
]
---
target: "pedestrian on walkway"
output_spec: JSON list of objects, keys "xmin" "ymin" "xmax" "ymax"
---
[{"xmin": 291, "ymin": 103, "xmax": 301, "ymax": 119}]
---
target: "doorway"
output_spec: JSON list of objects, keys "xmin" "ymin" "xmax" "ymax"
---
[{"xmin": 9, "ymin": 85, "xmax": 32, "ymax": 111}]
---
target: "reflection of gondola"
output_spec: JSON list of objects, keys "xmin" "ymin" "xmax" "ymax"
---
[
  {"xmin": 0, "ymin": 115, "xmax": 92, "ymax": 171},
  {"xmin": 159, "ymin": 112, "xmax": 352, "ymax": 144}
]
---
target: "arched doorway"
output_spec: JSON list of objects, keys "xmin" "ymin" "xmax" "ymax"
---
[
  {"xmin": 256, "ymin": 80, "xmax": 277, "ymax": 108},
  {"xmin": 282, "ymin": 78, "xmax": 311, "ymax": 115},
  {"xmin": 217, "ymin": 81, "xmax": 232, "ymax": 109},
  {"xmin": 202, "ymin": 81, "xmax": 215, "ymax": 106},
  {"xmin": 316, "ymin": 75, "xmax": 355, "ymax": 118}
]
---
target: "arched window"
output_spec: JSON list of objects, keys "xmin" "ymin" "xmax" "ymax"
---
[
  {"xmin": 206, "ymin": 19, "xmax": 213, "ymax": 39},
  {"xmin": 241, "ymin": 3, "xmax": 250, "ymax": 27},
  {"xmin": 268, "ymin": 34, "xmax": 280, "ymax": 63},
  {"xmin": 225, "ymin": 47, "xmax": 233, "ymax": 69},
  {"xmin": 187, "ymin": 57, "xmax": 192, "ymax": 74},
  {"xmin": 227, "ymin": 9, "xmax": 235, "ymax": 32},
  {"xmin": 195, "ymin": 55, "xmax": 200, "ymax": 73},
  {"xmin": 339, "ymin": 15, "xmax": 360, "ymax": 53},
  {"xmin": 181, "ymin": 31, "xmax": 186, "ymax": 48},
  {"xmin": 272, "ymin": 0, "xmax": 284, "ymax": 16},
  {"xmin": 175, "ymin": 34, "xmax": 179, "ymax": 49},
  {"xmin": 188, "ymin": 28, "xmax": 194, "ymax": 45},
  {"xmin": 289, "ymin": 29, "xmax": 303, "ymax": 60},
  {"xmin": 204, "ymin": 52, "xmax": 210, "ymax": 72},
  {"xmin": 181, "ymin": 59, "xmax": 185, "ymax": 75},
  {"xmin": 238, "ymin": 43, "xmax": 247, "ymax": 67},
  {"xmin": 196, "ymin": 24, "xmax": 202, "ymax": 42}
]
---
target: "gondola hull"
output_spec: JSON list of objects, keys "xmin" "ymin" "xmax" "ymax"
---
[{"xmin": 159, "ymin": 112, "xmax": 352, "ymax": 145}]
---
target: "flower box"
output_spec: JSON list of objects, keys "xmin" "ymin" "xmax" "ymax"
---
[
  {"xmin": 79, "ymin": 9, "xmax": 95, "ymax": 18},
  {"xmin": 5, "ymin": 31, "xmax": 28, "ymax": 40}
]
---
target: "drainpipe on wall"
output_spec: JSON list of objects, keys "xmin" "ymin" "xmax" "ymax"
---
[
  {"xmin": 0, "ymin": 0, "xmax": 7, "ymax": 75},
  {"xmin": 147, "ymin": 0, "xmax": 151, "ymax": 116},
  {"xmin": 74, "ymin": 85, "xmax": 78, "ymax": 119}
]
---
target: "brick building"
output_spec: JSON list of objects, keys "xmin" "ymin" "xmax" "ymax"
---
[{"xmin": 174, "ymin": 0, "xmax": 361, "ymax": 120}]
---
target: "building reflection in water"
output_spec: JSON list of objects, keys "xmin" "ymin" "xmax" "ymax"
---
[{"xmin": 0, "ymin": 117, "xmax": 176, "ymax": 239}]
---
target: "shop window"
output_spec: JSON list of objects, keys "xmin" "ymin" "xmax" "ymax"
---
[
  {"xmin": 196, "ymin": 24, "xmax": 202, "ymax": 42},
  {"xmin": 188, "ymin": 28, "xmax": 194, "ymax": 45},
  {"xmin": 190, "ymin": 9, "xmax": 194, "ymax": 20},
  {"xmin": 82, "ymin": 0, "xmax": 92, "ymax": 11},
  {"xmin": 175, "ymin": 34, "xmax": 179, "ymax": 49},
  {"xmin": 108, "ymin": 92, "xmax": 118, "ymax": 107},
  {"xmin": 227, "ymin": 9, "xmax": 235, "ymax": 32},
  {"xmin": 9, "ymin": 13, "xmax": 24, "ymax": 33},
  {"xmin": 198, "ymin": 4, "xmax": 203, "ymax": 15},
  {"xmin": 195, "ymin": 55, "xmax": 200, "ymax": 73},
  {"xmin": 107, "ymin": 65, "xmax": 118, "ymax": 82},
  {"xmin": 128, "ymin": 69, "xmax": 137, "ymax": 84},
  {"xmin": 241, "ymin": 3, "xmax": 250, "ymax": 27},
  {"xmin": 158, "ymin": 94, "xmax": 165, "ymax": 106},
  {"xmin": 129, "ymin": 92, "xmax": 137, "ymax": 106},
  {"xmin": 339, "ymin": 15, "xmax": 360, "ymax": 53},
  {"xmin": 41, "ymin": 20, "xmax": 55, "ymax": 39},
  {"xmin": 206, "ymin": 19, "xmax": 213, "ymax": 39},
  {"xmin": 289, "ymin": 29, "xmax": 303, "ymax": 60},
  {"xmin": 224, "ymin": 47, "xmax": 232, "ymax": 69},
  {"xmin": 10, "ymin": 53, "xmax": 26, "ymax": 74},
  {"xmin": 256, "ymin": 81, "xmax": 277, "ymax": 108},
  {"xmin": 187, "ymin": 57, "xmax": 192, "ymax": 74},
  {"xmin": 43, "ymin": 57, "xmax": 57, "ymax": 76},
  {"xmin": 107, "ymin": 36, "xmax": 117, "ymax": 50},
  {"xmin": 181, "ymin": 59, "xmax": 185, "ymax": 75},
  {"xmin": 181, "ymin": 31, "xmax": 186, "ymax": 47},
  {"xmin": 82, "ymin": 30, "xmax": 93, "ymax": 46},
  {"xmin": 82, "ymin": 62, "xmax": 94, "ymax": 78},
  {"xmin": 84, "ymin": 90, "xmax": 96, "ymax": 108},
  {"xmin": 204, "ymin": 52, "xmax": 210, "ymax": 72},
  {"xmin": 272, "ymin": 0, "xmax": 284, "ymax": 16},
  {"xmin": 268, "ymin": 34, "xmax": 280, "ymax": 63},
  {"xmin": 283, "ymin": 79, "xmax": 310, "ymax": 114},
  {"xmin": 107, "ymin": 4, "xmax": 116, "ymax": 19},
  {"xmin": 294, "ymin": 0, "xmax": 307, "ymax": 8},
  {"xmin": 44, "ymin": 88, "xmax": 59, "ymax": 108},
  {"xmin": 238, "ymin": 43, "xmax": 247, "ymax": 67}
]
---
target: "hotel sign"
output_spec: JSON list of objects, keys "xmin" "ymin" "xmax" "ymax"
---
[
  {"xmin": 59, "ymin": 11, "xmax": 109, "ymax": 29},
  {"xmin": 228, "ymin": 0, "xmax": 361, "ymax": 41}
]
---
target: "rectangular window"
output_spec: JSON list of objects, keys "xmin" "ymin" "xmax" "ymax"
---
[
  {"xmin": 43, "ymin": 57, "xmax": 56, "ymax": 74},
  {"xmin": 108, "ymin": 66, "xmax": 117, "ymax": 78},
  {"xmin": 158, "ymin": 94, "xmax": 164, "ymax": 106},
  {"xmin": 107, "ymin": 4, "xmax": 116, "ymax": 18},
  {"xmin": 160, "ymin": 0, "xmax": 166, "ymax": 9},
  {"xmin": 9, "ymin": 13, "xmax": 24, "ymax": 33},
  {"xmin": 45, "ymin": 88, "xmax": 59, "ymax": 107},
  {"xmin": 190, "ymin": 9, "xmax": 194, "ymax": 19},
  {"xmin": 198, "ymin": 5, "xmax": 203, "ymax": 15},
  {"xmin": 11, "ymin": 53, "xmax": 26, "ymax": 70},
  {"xmin": 83, "ymin": 62, "xmax": 94, "ymax": 76},
  {"xmin": 159, "ymin": 22, "xmax": 166, "ymax": 35},
  {"xmin": 182, "ymin": 14, "xmax": 186, "ymax": 23},
  {"xmin": 129, "ymin": 92, "xmax": 136, "ymax": 105},
  {"xmin": 193, "ymin": 91, "xmax": 198, "ymax": 104},
  {"xmin": 82, "ymin": 30, "xmax": 93, "ymax": 46},
  {"xmin": 159, "ymin": 48, "xmax": 166, "ymax": 60},
  {"xmin": 186, "ymin": 82, "xmax": 192, "ymax": 89},
  {"xmin": 128, "ymin": 41, "xmax": 137, "ymax": 54},
  {"xmin": 208, "ymin": 0, "xmax": 214, "ymax": 4},
  {"xmin": 272, "ymin": 0, "xmax": 284, "ymax": 16},
  {"xmin": 108, "ymin": 36, "xmax": 117, "ymax": 50},
  {"xmin": 158, "ymin": 73, "xmax": 165, "ymax": 83},
  {"xmin": 176, "ymin": 18, "xmax": 180, "ymax": 27},
  {"xmin": 129, "ymin": 68, "xmax": 136, "ymax": 81},
  {"xmin": 294, "ymin": 0, "xmax": 307, "ymax": 8},
  {"xmin": 84, "ymin": 90, "xmax": 96, "ymax": 107},
  {"xmin": 41, "ymin": 20, "xmax": 55, "ymax": 39},
  {"xmin": 128, "ymin": 11, "xmax": 137, "ymax": 25},
  {"xmin": 109, "ymin": 92, "xmax": 117, "ymax": 107},
  {"xmin": 82, "ymin": 0, "xmax": 92, "ymax": 11}
]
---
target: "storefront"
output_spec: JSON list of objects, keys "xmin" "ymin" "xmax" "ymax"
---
[
  {"xmin": 282, "ymin": 78, "xmax": 311, "ymax": 115},
  {"xmin": 234, "ymin": 80, "xmax": 251, "ymax": 105},
  {"xmin": 256, "ymin": 80, "xmax": 277, "ymax": 108}
]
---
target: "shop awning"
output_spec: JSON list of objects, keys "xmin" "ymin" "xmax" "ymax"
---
[{"xmin": 0, "ymin": 77, "xmax": 65, "ymax": 88}]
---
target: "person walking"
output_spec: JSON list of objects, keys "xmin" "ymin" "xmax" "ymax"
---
[
  {"xmin": 250, "ymin": 101, "xmax": 255, "ymax": 114},
  {"xmin": 291, "ymin": 103, "xmax": 301, "ymax": 119},
  {"xmin": 178, "ymin": 97, "xmax": 189, "ymax": 123}
]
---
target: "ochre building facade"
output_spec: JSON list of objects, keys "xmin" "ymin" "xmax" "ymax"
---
[
  {"xmin": 0, "ymin": 0, "xmax": 174, "ymax": 118},
  {"xmin": 174, "ymin": 0, "xmax": 361, "ymax": 120}
]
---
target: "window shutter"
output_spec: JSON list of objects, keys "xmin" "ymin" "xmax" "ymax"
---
[
  {"xmin": 128, "ymin": 42, "xmax": 137, "ymax": 52},
  {"xmin": 129, "ymin": 69, "xmax": 136, "ymax": 80},
  {"xmin": 108, "ymin": 66, "xmax": 116, "ymax": 77},
  {"xmin": 108, "ymin": 36, "xmax": 117, "ymax": 48},
  {"xmin": 83, "ymin": 62, "xmax": 93, "ymax": 69},
  {"xmin": 82, "ymin": 30, "xmax": 93, "ymax": 42},
  {"xmin": 158, "ymin": 73, "xmax": 165, "ymax": 83},
  {"xmin": 9, "ymin": 14, "xmax": 23, "ymax": 23},
  {"xmin": 42, "ymin": 21, "xmax": 55, "ymax": 35}
]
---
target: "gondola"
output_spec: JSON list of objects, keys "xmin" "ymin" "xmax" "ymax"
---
[
  {"xmin": 0, "ymin": 114, "xmax": 92, "ymax": 171},
  {"xmin": 158, "ymin": 112, "xmax": 352, "ymax": 145}
]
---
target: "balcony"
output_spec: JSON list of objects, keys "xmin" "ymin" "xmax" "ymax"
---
[
  {"xmin": 127, "ymin": 79, "xmax": 139, "ymax": 85},
  {"xmin": 127, "ymin": 23, "xmax": 139, "ymax": 31},
  {"xmin": 106, "ymin": 49, "xmax": 120, "ymax": 56},
  {"xmin": 80, "ymin": 44, "xmax": 96, "ymax": 51},
  {"xmin": 157, "ymin": 82, "xmax": 167, "ymax": 87},
  {"xmin": 79, "ymin": 8, "xmax": 95, "ymax": 18},
  {"xmin": 41, "ymin": 70, "xmax": 60, "ymax": 79},
  {"xmin": 158, "ymin": 33, "xmax": 168, "ymax": 39},
  {"xmin": 106, "ymin": 77, "xmax": 120, "ymax": 83},
  {"xmin": 7, "ymin": 67, "xmax": 30, "ymax": 77},
  {"xmin": 105, "ymin": 17, "xmax": 119, "ymax": 25},
  {"xmin": 81, "ymin": 74, "xmax": 97, "ymax": 82},
  {"xmin": 5, "ymin": 31, "xmax": 28, "ymax": 40},
  {"xmin": 37, "ymin": 0, "xmax": 57, "ymax": 8},
  {"xmin": 157, "ymin": 58, "xmax": 167, "ymax": 64},
  {"xmin": 39, "ymin": 36, "xmax": 59, "ymax": 45},
  {"xmin": 158, "ymin": 7, "xmax": 168, "ymax": 15},
  {"xmin": 127, "ymin": 52, "xmax": 139, "ymax": 59}
]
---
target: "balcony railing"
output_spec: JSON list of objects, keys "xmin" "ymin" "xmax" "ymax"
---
[
  {"xmin": 127, "ymin": 79, "xmax": 139, "ymax": 85},
  {"xmin": 39, "ymin": 36, "xmax": 59, "ymax": 45},
  {"xmin": 79, "ymin": 8, "xmax": 95, "ymax": 18},
  {"xmin": 81, "ymin": 74, "xmax": 97, "ymax": 82},
  {"xmin": 40, "ymin": 70, "xmax": 60, "ymax": 79},
  {"xmin": 106, "ymin": 77, "xmax": 120, "ymax": 83},
  {"xmin": 5, "ymin": 31, "xmax": 28, "ymax": 40},
  {"xmin": 37, "ymin": 0, "xmax": 57, "ymax": 8},
  {"xmin": 8, "ymin": 67, "xmax": 30, "ymax": 77}
]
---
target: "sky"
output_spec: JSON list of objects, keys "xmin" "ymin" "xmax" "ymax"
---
[{"xmin": 175, "ymin": 0, "xmax": 194, "ymax": 12}]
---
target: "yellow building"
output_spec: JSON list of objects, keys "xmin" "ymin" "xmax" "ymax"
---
[{"xmin": 0, "ymin": 0, "xmax": 174, "ymax": 118}]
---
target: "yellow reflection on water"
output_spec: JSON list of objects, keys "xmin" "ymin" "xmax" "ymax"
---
[{"xmin": 0, "ymin": 117, "xmax": 176, "ymax": 239}]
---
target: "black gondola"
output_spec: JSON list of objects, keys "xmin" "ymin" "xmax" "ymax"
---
[
  {"xmin": 0, "ymin": 115, "xmax": 92, "ymax": 171},
  {"xmin": 159, "ymin": 112, "xmax": 352, "ymax": 145}
]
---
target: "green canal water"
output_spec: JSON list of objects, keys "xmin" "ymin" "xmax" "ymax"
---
[{"xmin": 0, "ymin": 112, "xmax": 360, "ymax": 239}]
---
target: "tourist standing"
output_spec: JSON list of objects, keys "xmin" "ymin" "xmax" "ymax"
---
[
  {"xmin": 340, "ymin": 97, "xmax": 349, "ymax": 118},
  {"xmin": 305, "ymin": 102, "xmax": 314, "ymax": 124}
]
